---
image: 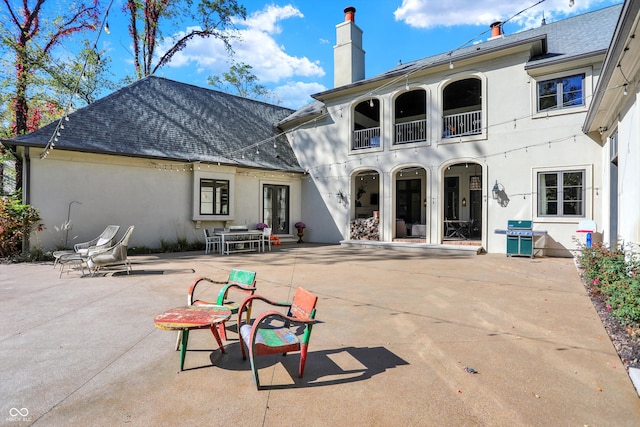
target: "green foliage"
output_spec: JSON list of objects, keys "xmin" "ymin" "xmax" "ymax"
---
[
  {"xmin": 0, "ymin": 192, "xmax": 42, "ymax": 258},
  {"xmin": 579, "ymin": 243, "xmax": 640, "ymax": 326},
  {"xmin": 207, "ymin": 62, "xmax": 280, "ymax": 104}
]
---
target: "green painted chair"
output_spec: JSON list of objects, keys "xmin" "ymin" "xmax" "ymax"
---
[
  {"xmin": 238, "ymin": 287, "xmax": 318, "ymax": 389},
  {"xmin": 176, "ymin": 269, "xmax": 257, "ymax": 349}
]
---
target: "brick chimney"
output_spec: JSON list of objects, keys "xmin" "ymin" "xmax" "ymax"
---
[
  {"xmin": 334, "ymin": 6, "xmax": 365, "ymax": 87},
  {"xmin": 489, "ymin": 21, "xmax": 503, "ymax": 40}
]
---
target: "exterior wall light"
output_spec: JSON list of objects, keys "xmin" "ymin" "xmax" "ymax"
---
[{"xmin": 492, "ymin": 181, "xmax": 500, "ymax": 200}]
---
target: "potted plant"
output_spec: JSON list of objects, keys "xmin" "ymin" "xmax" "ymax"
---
[
  {"xmin": 255, "ymin": 222, "xmax": 268, "ymax": 231},
  {"xmin": 294, "ymin": 221, "xmax": 306, "ymax": 243}
]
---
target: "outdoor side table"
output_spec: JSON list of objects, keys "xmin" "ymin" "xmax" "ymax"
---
[{"xmin": 154, "ymin": 305, "xmax": 232, "ymax": 371}]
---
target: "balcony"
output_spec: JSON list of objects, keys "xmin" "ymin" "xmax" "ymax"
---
[
  {"xmin": 443, "ymin": 110, "xmax": 482, "ymax": 138},
  {"xmin": 394, "ymin": 119, "xmax": 427, "ymax": 145},
  {"xmin": 353, "ymin": 127, "xmax": 381, "ymax": 150}
]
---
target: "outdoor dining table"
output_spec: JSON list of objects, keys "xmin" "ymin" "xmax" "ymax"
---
[
  {"xmin": 154, "ymin": 305, "xmax": 232, "ymax": 371},
  {"xmin": 214, "ymin": 230, "xmax": 263, "ymax": 255}
]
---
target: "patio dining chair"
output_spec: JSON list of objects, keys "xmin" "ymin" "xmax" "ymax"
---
[
  {"xmin": 260, "ymin": 227, "xmax": 272, "ymax": 252},
  {"xmin": 237, "ymin": 287, "xmax": 318, "ymax": 389},
  {"xmin": 175, "ymin": 269, "xmax": 257, "ymax": 349},
  {"xmin": 203, "ymin": 228, "xmax": 221, "ymax": 254}
]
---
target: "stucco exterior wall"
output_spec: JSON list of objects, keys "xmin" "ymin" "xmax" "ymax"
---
[
  {"xmin": 615, "ymin": 90, "xmax": 640, "ymax": 247},
  {"xmin": 26, "ymin": 149, "xmax": 302, "ymax": 251},
  {"xmin": 286, "ymin": 51, "xmax": 604, "ymax": 257}
]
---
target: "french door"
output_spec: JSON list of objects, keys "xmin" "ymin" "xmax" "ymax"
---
[{"xmin": 263, "ymin": 185, "xmax": 289, "ymax": 234}]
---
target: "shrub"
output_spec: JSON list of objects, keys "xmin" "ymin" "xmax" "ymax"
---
[
  {"xmin": 579, "ymin": 243, "xmax": 640, "ymax": 326},
  {"xmin": 0, "ymin": 192, "xmax": 42, "ymax": 259}
]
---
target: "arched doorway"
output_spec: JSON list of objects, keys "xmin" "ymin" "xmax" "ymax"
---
[
  {"xmin": 443, "ymin": 162, "xmax": 483, "ymax": 242},
  {"xmin": 394, "ymin": 166, "xmax": 427, "ymax": 239},
  {"xmin": 353, "ymin": 170, "xmax": 380, "ymax": 219}
]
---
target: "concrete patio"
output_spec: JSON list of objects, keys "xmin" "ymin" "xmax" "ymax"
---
[{"xmin": 1, "ymin": 244, "xmax": 639, "ymax": 426}]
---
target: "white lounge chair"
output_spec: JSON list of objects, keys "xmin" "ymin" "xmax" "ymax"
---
[
  {"xmin": 74, "ymin": 225, "xmax": 121, "ymax": 256},
  {"xmin": 87, "ymin": 226, "xmax": 135, "ymax": 276}
]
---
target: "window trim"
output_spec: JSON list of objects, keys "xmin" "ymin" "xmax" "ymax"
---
[
  {"xmin": 537, "ymin": 73, "xmax": 585, "ymax": 112},
  {"xmin": 534, "ymin": 167, "xmax": 589, "ymax": 220},
  {"xmin": 534, "ymin": 167, "xmax": 589, "ymax": 221},
  {"xmin": 192, "ymin": 168, "xmax": 235, "ymax": 221},
  {"xmin": 531, "ymin": 67, "xmax": 592, "ymax": 119},
  {"xmin": 199, "ymin": 178, "xmax": 229, "ymax": 216}
]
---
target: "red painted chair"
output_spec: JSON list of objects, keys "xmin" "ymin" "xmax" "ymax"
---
[
  {"xmin": 238, "ymin": 287, "xmax": 318, "ymax": 389},
  {"xmin": 176, "ymin": 269, "xmax": 257, "ymax": 349}
]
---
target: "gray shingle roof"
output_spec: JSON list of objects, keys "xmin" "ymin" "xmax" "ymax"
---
[{"xmin": 5, "ymin": 76, "xmax": 302, "ymax": 172}]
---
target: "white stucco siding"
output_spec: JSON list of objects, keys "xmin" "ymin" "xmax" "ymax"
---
[
  {"xmin": 285, "ymin": 52, "xmax": 605, "ymax": 256},
  {"xmin": 616, "ymin": 95, "xmax": 640, "ymax": 247},
  {"xmin": 27, "ymin": 150, "xmax": 303, "ymax": 251},
  {"xmin": 28, "ymin": 151, "xmax": 193, "ymax": 250}
]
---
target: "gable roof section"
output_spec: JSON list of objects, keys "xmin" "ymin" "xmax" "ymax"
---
[{"xmin": 5, "ymin": 76, "xmax": 302, "ymax": 172}]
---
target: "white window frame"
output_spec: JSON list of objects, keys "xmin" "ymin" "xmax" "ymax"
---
[
  {"xmin": 536, "ymin": 169, "xmax": 586, "ymax": 218},
  {"xmin": 531, "ymin": 67, "xmax": 592, "ymax": 119}
]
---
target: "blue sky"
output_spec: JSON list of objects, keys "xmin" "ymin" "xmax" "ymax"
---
[{"xmin": 101, "ymin": 0, "xmax": 621, "ymax": 109}]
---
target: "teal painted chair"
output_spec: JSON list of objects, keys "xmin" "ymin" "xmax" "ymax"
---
[
  {"xmin": 237, "ymin": 287, "xmax": 318, "ymax": 389},
  {"xmin": 176, "ymin": 269, "xmax": 257, "ymax": 349}
]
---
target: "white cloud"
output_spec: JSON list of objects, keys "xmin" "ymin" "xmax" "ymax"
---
[
  {"xmin": 394, "ymin": 0, "xmax": 617, "ymax": 29},
  {"xmin": 156, "ymin": 5, "xmax": 324, "ymax": 84},
  {"xmin": 241, "ymin": 4, "xmax": 302, "ymax": 33},
  {"xmin": 273, "ymin": 81, "xmax": 327, "ymax": 109}
]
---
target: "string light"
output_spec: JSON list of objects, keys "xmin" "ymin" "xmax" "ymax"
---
[{"xmin": 40, "ymin": 0, "xmax": 115, "ymax": 159}]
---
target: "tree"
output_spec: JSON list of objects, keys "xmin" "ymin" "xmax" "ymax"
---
[
  {"xmin": 125, "ymin": 0, "xmax": 246, "ymax": 79},
  {"xmin": 208, "ymin": 62, "xmax": 279, "ymax": 103},
  {"xmin": 0, "ymin": 0, "xmax": 103, "ymax": 192}
]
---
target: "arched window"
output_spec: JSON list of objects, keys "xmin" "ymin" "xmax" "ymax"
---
[
  {"xmin": 442, "ymin": 78, "xmax": 482, "ymax": 138},
  {"xmin": 394, "ymin": 89, "xmax": 426, "ymax": 144},
  {"xmin": 353, "ymin": 99, "xmax": 380, "ymax": 150}
]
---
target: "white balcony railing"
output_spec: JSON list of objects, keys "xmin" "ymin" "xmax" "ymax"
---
[
  {"xmin": 442, "ymin": 110, "xmax": 482, "ymax": 138},
  {"xmin": 394, "ymin": 119, "xmax": 427, "ymax": 144},
  {"xmin": 353, "ymin": 127, "xmax": 381, "ymax": 150}
]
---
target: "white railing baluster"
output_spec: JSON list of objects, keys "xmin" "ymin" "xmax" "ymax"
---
[
  {"xmin": 353, "ymin": 127, "xmax": 381, "ymax": 150},
  {"xmin": 394, "ymin": 119, "xmax": 427, "ymax": 144},
  {"xmin": 442, "ymin": 110, "xmax": 482, "ymax": 138}
]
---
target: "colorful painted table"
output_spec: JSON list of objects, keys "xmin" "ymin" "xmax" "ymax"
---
[{"xmin": 154, "ymin": 305, "xmax": 231, "ymax": 371}]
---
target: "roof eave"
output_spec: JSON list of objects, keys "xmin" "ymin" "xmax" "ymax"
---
[
  {"xmin": 313, "ymin": 34, "xmax": 547, "ymax": 101},
  {"xmin": 583, "ymin": 0, "xmax": 640, "ymax": 134}
]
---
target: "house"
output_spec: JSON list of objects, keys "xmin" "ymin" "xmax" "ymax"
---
[
  {"xmin": 583, "ymin": 0, "xmax": 640, "ymax": 250},
  {"xmin": 2, "ymin": 77, "xmax": 305, "ymax": 250},
  {"xmin": 3, "ymin": 4, "xmax": 633, "ymax": 257},
  {"xmin": 279, "ymin": 4, "xmax": 624, "ymax": 257}
]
